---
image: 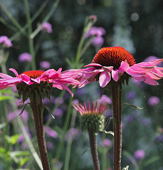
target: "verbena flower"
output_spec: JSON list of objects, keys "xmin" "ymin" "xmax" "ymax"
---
[
  {"xmin": 85, "ymin": 26, "xmax": 106, "ymax": 47},
  {"xmin": 73, "ymin": 102, "xmax": 107, "ymax": 132},
  {"xmin": 18, "ymin": 52, "xmax": 32, "ymax": 62},
  {"xmin": 148, "ymin": 96, "xmax": 160, "ymax": 106},
  {"xmin": 0, "ymin": 68, "xmax": 79, "ymax": 98},
  {"xmin": 0, "ymin": 35, "xmax": 12, "ymax": 48},
  {"xmin": 134, "ymin": 150, "xmax": 145, "ymax": 160},
  {"xmin": 40, "ymin": 22, "xmax": 53, "ymax": 33},
  {"xmin": 69, "ymin": 47, "xmax": 163, "ymax": 87}
]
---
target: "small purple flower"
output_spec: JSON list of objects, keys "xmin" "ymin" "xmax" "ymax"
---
[
  {"xmin": 65, "ymin": 128, "xmax": 80, "ymax": 140},
  {"xmin": 155, "ymin": 135, "xmax": 163, "ymax": 142},
  {"xmin": 98, "ymin": 95, "xmax": 112, "ymax": 104},
  {"xmin": 54, "ymin": 97, "xmax": 64, "ymax": 105},
  {"xmin": 7, "ymin": 110, "xmax": 29, "ymax": 122},
  {"xmin": 86, "ymin": 27, "xmax": 106, "ymax": 37},
  {"xmin": 134, "ymin": 150, "xmax": 145, "ymax": 160},
  {"xmin": 148, "ymin": 96, "xmax": 160, "ymax": 106},
  {"xmin": 0, "ymin": 36, "xmax": 12, "ymax": 47},
  {"xmin": 40, "ymin": 22, "xmax": 53, "ymax": 33},
  {"xmin": 125, "ymin": 91, "xmax": 136, "ymax": 100},
  {"xmin": 53, "ymin": 108, "xmax": 63, "ymax": 117},
  {"xmin": 91, "ymin": 36, "xmax": 104, "ymax": 47},
  {"xmin": 18, "ymin": 53, "xmax": 32, "ymax": 62},
  {"xmin": 47, "ymin": 142, "xmax": 54, "ymax": 149},
  {"xmin": 85, "ymin": 26, "xmax": 106, "ymax": 47},
  {"xmin": 40, "ymin": 61, "xmax": 50, "ymax": 69},
  {"xmin": 102, "ymin": 139, "xmax": 112, "ymax": 147},
  {"xmin": 44, "ymin": 126, "xmax": 58, "ymax": 138}
]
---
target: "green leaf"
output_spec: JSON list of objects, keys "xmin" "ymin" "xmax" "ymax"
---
[
  {"xmin": 124, "ymin": 102, "xmax": 143, "ymax": 110},
  {"xmin": 0, "ymin": 96, "xmax": 13, "ymax": 101},
  {"xmin": 5, "ymin": 135, "xmax": 20, "ymax": 145}
]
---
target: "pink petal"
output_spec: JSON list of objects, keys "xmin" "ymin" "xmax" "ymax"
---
[
  {"xmin": 112, "ymin": 70, "xmax": 119, "ymax": 81},
  {"xmin": 84, "ymin": 63, "xmax": 102, "ymax": 68},
  {"xmin": 0, "ymin": 73, "xmax": 12, "ymax": 79},
  {"xmin": 119, "ymin": 61, "xmax": 130, "ymax": 72},
  {"xmin": 144, "ymin": 77, "xmax": 159, "ymax": 85},
  {"xmin": 20, "ymin": 74, "xmax": 31, "ymax": 84},
  {"xmin": 99, "ymin": 71, "xmax": 111, "ymax": 87},
  {"xmin": 9, "ymin": 68, "xmax": 19, "ymax": 76}
]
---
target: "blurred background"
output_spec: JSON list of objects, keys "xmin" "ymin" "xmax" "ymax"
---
[{"xmin": 0, "ymin": 0, "xmax": 163, "ymax": 169}]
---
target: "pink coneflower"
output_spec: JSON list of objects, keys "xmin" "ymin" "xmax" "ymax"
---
[
  {"xmin": 69, "ymin": 46, "xmax": 163, "ymax": 170},
  {"xmin": 0, "ymin": 68, "xmax": 79, "ymax": 170},
  {"xmin": 73, "ymin": 47, "xmax": 163, "ymax": 87},
  {"xmin": 0, "ymin": 68, "xmax": 79, "ymax": 97}
]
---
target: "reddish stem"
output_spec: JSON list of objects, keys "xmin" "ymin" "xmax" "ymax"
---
[
  {"xmin": 30, "ymin": 97, "xmax": 50, "ymax": 170},
  {"xmin": 112, "ymin": 83, "xmax": 122, "ymax": 170},
  {"xmin": 88, "ymin": 130, "xmax": 100, "ymax": 170}
]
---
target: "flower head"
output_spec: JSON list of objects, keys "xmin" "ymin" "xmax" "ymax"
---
[
  {"xmin": 0, "ymin": 35, "xmax": 12, "ymax": 48},
  {"xmin": 18, "ymin": 53, "xmax": 32, "ymax": 62},
  {"xmin": 0, "ymin": 68, "xmax": 79, "ymax": 100},
  {"xmin": 85, "ymin": 26, "xmax": 106, "ymax": 47},
  {"xmin": 71, "ymin": 47, "xmax": 163, "ymax": 87},
  {"xmin": 73, "ymin": 102, "xmax": 107, "ymax": 132},
  {"xmin": 148, "ymin": 96, "xmax": 160, "ymax": 106},
  {"xmin": 134, "ymin": 150, "xmax": 145, "ymax": 160},
  {"xmin": 40, "ymin": 22, "xmax": 53, "ymax": 33}
]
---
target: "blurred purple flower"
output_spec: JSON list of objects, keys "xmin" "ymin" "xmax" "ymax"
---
[
  {"xmin": 44, "ymin": 126, "xmax": 58, "ymax": 138},
  {"xmin": 53, "ymin": 108, "xmax": 64, "ymax": 117},
  {"xmin": 16, "ymin": 98, "xmax": 30, "ymax": 107},
  {"xmin": 134, "ymin": 150, "xmax": 145, "ymax": 160},
  {"xmin": 85, "ymin": 26, "xmax": 106, "ymax": 47},
  {"xmin": 54, "ymin": 97, "xmax": 64, "ymax": 105},
  {"xmin": 125, "ymin": 91, "xmax": 136, "ymax": 100},
  {"xmin": 148, "ymin": 96, "xmax": 160, "ymax": 106},
  {"xmin": 85, "ymin": 26, "xmax": 106, "ymax": 37},
  {"xmin": 140, "ymin": 118, "xmax": 151, "ymax": 126},
  {"xmin": 65, "ymin": 128, "xmax": 80, "ymax": 140},
  {"xmin": 102, "ymin": 139, "xmax": 112, "ymax": 147},
  {"xmin": 40, "ymin": 61, "xmax": 51, "ymax": 69},
  {"xmin": 40, "ymin": 22, "xmax": 53, "ymax": 33},
  {"xmin": 0, "ymin": 35, "xmax": 12, "ymax": 47},
  {"xmin": 47, "ymin": 142, "xmax": 54, "ymax": 149},
  {"xmin": 155, "ymin": 135, "xmax": 163, "ymax": 142},
  {"xmin": 7, "ymin": 110, "xmax": 29, "ymax": 122},
  {"xmin": 98, "ymin": 95, "xmax": 112, "ymax": 104},
  {"xmin": 18, "ymin": 53, "xmax": 32, "ymax": 62},
  {"xmin": 91, "ymin": 36, "xmax": 104, "ymax": 47}
]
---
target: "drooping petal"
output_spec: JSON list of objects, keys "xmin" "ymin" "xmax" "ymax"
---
[
  {"xmin": 9, "ymin": 68, "xmax": 19, "ymax": 77},
  {"xmin": 84, "ymin": 63, "xmax": 102, "ymax": 67},
  {"xmin": 99, "ymin": 71, "xmax": 111, "ymax": 87},
  {"xmin": 112, "ymin": 70, "xmax": 119, "ymax": 81}
]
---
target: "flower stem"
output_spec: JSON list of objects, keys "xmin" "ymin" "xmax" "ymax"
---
[
  {"xmin": 30, "ymin": 96, "xmax": 50, "ymax": 170},
  {"xmin": 111, "ymin": 83, "xmax": 122, "ymax": 170},
  {"xmin": 88, "ymin": 130, "xmax": 100, "ymax": 170}
]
